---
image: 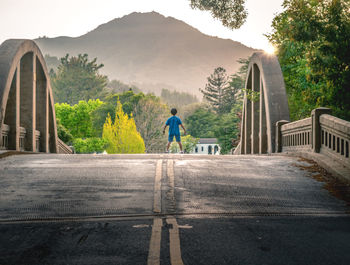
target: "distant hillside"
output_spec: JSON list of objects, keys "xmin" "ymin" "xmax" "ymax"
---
[{"xmin": 35, "ymin": 12, "xmax": 256, "ymax": 96}]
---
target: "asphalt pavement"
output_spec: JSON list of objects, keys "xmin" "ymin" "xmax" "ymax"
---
[{"xmin": 0, "ymin": 154, "xmax": 349, "ymax": 265}]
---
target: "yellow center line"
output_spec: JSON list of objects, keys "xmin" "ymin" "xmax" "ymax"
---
[
  {"xmin": 166, "ymin": 217, "xmax": 184, "ymax": 265},
  {"xmin": 147, "ymin": 217, "xmax": 163, "ymax": 265}
]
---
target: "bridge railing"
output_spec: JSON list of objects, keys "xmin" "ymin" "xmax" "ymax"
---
[
  {"xmin": 57, "ymin": 138, "xmax": 73, "ymax": 154},
  {"xmin": 276, "ymin": 107, "xmax": 350, "ymax": 170},
  {"xmin": 320, "ymin": 114, "xmax": 350, "ymax": 166}
]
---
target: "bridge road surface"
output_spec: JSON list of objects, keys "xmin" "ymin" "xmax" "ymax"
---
[{"xmin": 0, "ymin": 154, "xmax": 349, "ymax": 265}]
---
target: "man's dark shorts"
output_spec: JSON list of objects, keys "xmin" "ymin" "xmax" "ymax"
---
[{"xmin": 168, "ymin": 134, "xmax": 181, "ymax": 142}]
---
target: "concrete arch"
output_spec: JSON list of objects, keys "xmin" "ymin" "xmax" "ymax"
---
[
  {"xmin": 240, "ymin": 52, "xmax": 290, "ymax": 154},
  {"xmin": 0, "ymin": 39, "xmax": 58, "ymax": 153}
]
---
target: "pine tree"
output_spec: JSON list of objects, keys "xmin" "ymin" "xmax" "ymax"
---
[
  {"xmin": 200, "ymin": 67, "xmax": 230, "ymax": 114},
  {"xmin": 102, "ymin": 100, "xmax": 145, "ymax": 154}
]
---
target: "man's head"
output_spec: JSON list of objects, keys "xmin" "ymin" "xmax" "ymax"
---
[{"xmin": 171, "ymin": 108, "xmax": 177, "ymax": 115}]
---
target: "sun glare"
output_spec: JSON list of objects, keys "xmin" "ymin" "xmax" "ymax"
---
[{"xmin": 264, "ymin": 43, "xmax": 276, "ymax": 55}]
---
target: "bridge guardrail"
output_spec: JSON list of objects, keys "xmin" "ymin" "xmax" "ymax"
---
[
  {"xmin": 57, "ymin": 138, "xmax": 73, "ymax": 154},
  {"xmin": 319, "ymin": 114, "xmax": 350, "ymax": 166},
  {"xmin": 276, "ymin": 107, "xmax": 350, "ymax": 172}
]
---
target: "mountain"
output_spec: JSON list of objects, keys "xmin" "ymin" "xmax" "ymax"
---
[{"xmin": 35, "ymin": 12, "xmax": 256, "ymax": 96}]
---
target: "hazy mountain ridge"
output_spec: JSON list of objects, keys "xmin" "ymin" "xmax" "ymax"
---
[{"xmin": 35, "ymin": 12, "xmax": 256, "ymax": 96}]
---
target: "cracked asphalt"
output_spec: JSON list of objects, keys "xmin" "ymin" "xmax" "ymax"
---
[{"xmin": 0, "ymin": 154, "xmax": 349, "ymax": 265}]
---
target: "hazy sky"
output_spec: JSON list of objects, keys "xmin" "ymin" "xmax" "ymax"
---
[{"xmin": 0, "ymin": 0, "xmax": 284, "ymax": 51}]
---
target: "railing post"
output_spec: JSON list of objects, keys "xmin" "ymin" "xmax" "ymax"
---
[
  {"xmin": 275, "ymin": 120, "xmax": 289, "ymax": 153},
  {"xmin": 311, "ymin": 107, "xmax": 332, "ymax": 153}
]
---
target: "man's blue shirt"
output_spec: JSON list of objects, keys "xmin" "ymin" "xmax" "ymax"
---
[{"xmin": 166, "ymin": 116, "xmax": 182, "ymax": 135}]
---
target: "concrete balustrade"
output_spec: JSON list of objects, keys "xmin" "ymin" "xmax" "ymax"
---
[
  {"xmin": 279, "ymin": 117, "xmax": 312, "ymax": 152},
  {"xmin": 319, "ymin": 114, "xmax": 350, "ymax": 166}
]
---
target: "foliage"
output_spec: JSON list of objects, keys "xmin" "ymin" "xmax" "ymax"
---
[
  {"xmin": 200, "ymin": 67, "xmax": 231, "ymax": 114},
  {"xmin": 102, "ymin": 100, "xmax": 145, "ymax": 154},
  {"xmin": 161, "ymin": 89, "xmax": 198, "ymax": 108},
  {"xmin": 51, "ymin": 54, "xmax": 108, "ymax": 105},
  {"xmin": 44, "ymin": 54, "xmax": 60, "ymax": 72},
  {"xmin": 56, "ymin": 118, "xmax": 73, "ymax": 145},
  {"xmin": 170, "ymin": 135, "xmax": 199, "ymax": 153},
  {"xmin": 91, "ymin": 91, "xmax": 146, "ymax": 137},
  {"xmin": 190, "ymin": 0, "xmax": 247, "ymax": 29},
  {"xmin": 214, "ymin": 105, "xmax": 241, "ymax": 154},
  {"xmin": 132, "ymin": 97, "xmax": 169, "ymax": 153},
  {"xmin": 107, "ymin": 79, "xmax": 141, "ymax": 94},
  {"xmin": 185, "ymin": 105, "xmax": 219, "ymax": 138},
  {"xmin": 267, "ymin": 0, "xmax": 350, "ymax": 120},
  {"xmin": 55, "ymin": 99, "xmax": 103, "ymax": 139},
  {"xmin": 73, "ymin": 137, "xmax": 108, "ymax": 154}
]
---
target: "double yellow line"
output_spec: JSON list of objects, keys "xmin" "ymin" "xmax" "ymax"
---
[{"xmin": 147, "ymin": 159, "xmax": 184, "ymax": 265}]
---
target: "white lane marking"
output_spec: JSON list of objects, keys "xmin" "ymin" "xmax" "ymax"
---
[
  {"xmin": 178, "ymin": 225, "xmax": 192, "ymax": 229},
  {"xmin": 133, "ymin": 224, "xmax": 150, "ymax": 228},
  {"xmin": 153, "ymin": 160, "xmax": 163, "ymax": 213},
  {"xmin": 147, "ymin": 217, "xmax": 163, "ymax": 265},
  {"xmin": 166, "ymin": 217, "xmax": 184, "ymax": 265}
]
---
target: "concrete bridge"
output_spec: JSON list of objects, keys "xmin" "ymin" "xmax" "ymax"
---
[{"xmin": 0, "ymin": 40, "xmax": 350, "ymax": 265}]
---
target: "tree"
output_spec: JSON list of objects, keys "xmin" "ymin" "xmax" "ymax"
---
[
  {"xmin": 73, "ymin": 138, "xmax": 108, "ymax": 154},
  {"xmin": 170, "ymin": 135, "xmax": 199, "ymax": 153},
  {"xmin": 190, "ymin": 0, "xmax": 247, "ymax": 29},
  {"xmin": 102, "ymin": 100, "xmax": 145, "ymax": 154},
  {"xmin": 132, "ymin": 97, "xmax": 169, "ymax": 153},
  {"xmin": 185, "ymin": 105, "xmax": 219, "ymax": 138},
  {"xmin": 201, "ymin": 67, "xmax": 230, "ymax": 114},
  {"xmin": 51, "ymin": 54, "xmax": 108, "ymax": 105},
  {"xmin": 161, "ymin": 89, "xmax": 198, "ymax": 108},
  {"xmin": 267, "ymin": 0, "xmax": 350, "ymax": 120},
  {"xmin": 55, "ymin": 99, "xmax": 103, "ymax": 139}
]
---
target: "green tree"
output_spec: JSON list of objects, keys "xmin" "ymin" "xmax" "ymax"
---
[
  {"xmin": 190, "ymin": 0, "xmax": 247, "ymax": 29},
  {"xmin": 55, "ymin": 99, "xmax": 103, "ymax": 139},
  {"xmin": 51, "ymin": 54, "xmax": 108, "ymax": 105},
  {"xmin": 161, "ymin": 89, "xmax": 198, "ymax": 108},
  {"xmin": 201, "ymin": 67, "xmax": 230, "ymax": 114},
  {"xmin": 185, "ymin": 106, "xmax": 219, "ymax": 138},
  {"xmin": 267, "ymin": 0, "xmax": 350, "ymax": 120},
  {"xmin": 102, "ymin": 100, "xmax": 145, "ymax": 154},
  {"xmin": 73, "ymin": 138, "xmax": 108, "ymax": 154},
  {"xmin": 170, "ymin": 135, "xmax": 199, "ymax": 154},
  {"xmin": 132, "ymin": 97, "xmax": 169, "ymax": 153},
  {"xmin": 214, "ymin": 105, "xmax": 241, "ymax": 154}
]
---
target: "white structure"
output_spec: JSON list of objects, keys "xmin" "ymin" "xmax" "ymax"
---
[{"xmin": 191, "ymin": 138, "xmax": 220, "ymax": 155}]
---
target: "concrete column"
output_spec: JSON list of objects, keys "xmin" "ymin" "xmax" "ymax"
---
[
  {"xmin": 251, "ymin": 64, "xmax": 260, "ymax": 154},
  {"xmin": 311, "ymin": 107, "xmax": 332, "ymax": 153},
  {"xmin": 35, "ymin": 57, "xmax": 49, "ymax": 152},
  {"xmin": 259, "ymin": 79, "xmax": 267, "ymax": 154},
  {"xmin": 275, "ymin": 120, "xmax": 289, "ymax": 153},
  {"xmin": 240, "ymin": 107, "xmax": 245, "ymax": 154},
  {"xmin": 244, "ymin": 72, "xmax": 252, "ymax": 154},
  {"xmin": 4, "ymin": 65, "xmax": 20, "ymax": 150},
  {"xmin": 20, "ymin": 52, "xmax": 36, "ymax": 152}
]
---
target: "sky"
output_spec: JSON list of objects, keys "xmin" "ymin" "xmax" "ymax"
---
[{"xmin": 0, "ymin": 0, "xmax": 284, "ymax": 51}]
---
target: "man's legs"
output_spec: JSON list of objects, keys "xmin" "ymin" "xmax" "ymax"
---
[
  {"xmin": 166, "ymin": 141, "xmax": 171, "ymax": 151},
  {"xmin": 177, "ymin": 141, "xmax": 183, "ymax": 152}
]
